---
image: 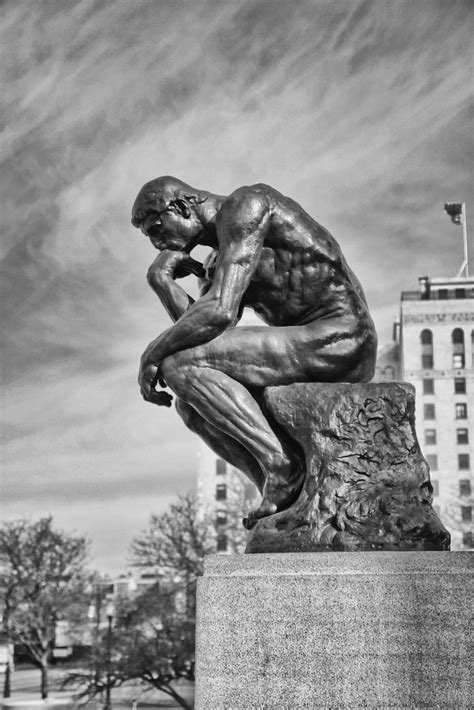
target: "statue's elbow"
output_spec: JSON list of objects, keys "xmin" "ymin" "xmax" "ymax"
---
[
  {"xmin": 212, "ymin": 305, "xmax": 236, "ymax": 330},
  {"xmin": 146, "ymin": 269, "xmax": 158, "ymax": 288},
  {"xmin": 147, "ymin": 269, "xmax": 167, "ymax": 293}
]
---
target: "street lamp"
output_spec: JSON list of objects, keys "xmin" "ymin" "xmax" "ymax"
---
[{"xmin": 104, "ymin": 600, "xmax": 114, "ymax": 710}]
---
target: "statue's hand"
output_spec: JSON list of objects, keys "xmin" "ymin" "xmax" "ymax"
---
[
  {"xmin": 147, "ymin": 250, "xmax": 205, "ymax": 284},
  {"xmin": 138, "ymin": 358, "xmax": 173, "ymax": 407}
]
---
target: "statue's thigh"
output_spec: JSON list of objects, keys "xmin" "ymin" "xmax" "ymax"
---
[{"xmin": 168, "ymin": 322, "xmax": 357, "ymax": 387}]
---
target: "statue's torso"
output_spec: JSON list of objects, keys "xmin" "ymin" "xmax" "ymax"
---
[{"xmin": 205, "ymin": 187, "xmax": 372, "ymax": 329}]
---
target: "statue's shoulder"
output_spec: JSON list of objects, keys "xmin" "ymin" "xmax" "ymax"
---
[{"xmin": 221, "ymin": 183, "xmax": 275, "ymax": 219}]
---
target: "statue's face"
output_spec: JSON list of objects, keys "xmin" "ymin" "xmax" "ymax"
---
[{"xmin": 131, "ymin": 189, "xmax": 199, "ymax": 251}]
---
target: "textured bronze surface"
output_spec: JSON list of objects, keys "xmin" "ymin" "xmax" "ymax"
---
[{"xmin": 246, "ymin": 382, "xmax": 450, "ymax": 552}]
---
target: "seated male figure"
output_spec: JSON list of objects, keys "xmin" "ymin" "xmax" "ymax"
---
[{"xmin": 131, "ymin": 177, "xmax": 377, "ymax": 527}]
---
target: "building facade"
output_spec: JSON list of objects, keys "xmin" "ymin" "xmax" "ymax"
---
[
  {"xmin": 399, "ymin": 275, "xmax": 474, "ymax": 550},
  {"xmin": 196, "ymin": 442, "xmax": 260, "ymax": 554}
]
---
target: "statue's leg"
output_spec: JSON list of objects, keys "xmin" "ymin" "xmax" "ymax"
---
[
  {"xmin": 162, "ymin": 362, "xmax": 303, "ymax": 524},
  {"xmin": 175, "ymin": 398, "xmax": 265, "ymax": 493},
  {"xmin": 161, "ymin": 318, "xmax": 375, "ymax": 525}
]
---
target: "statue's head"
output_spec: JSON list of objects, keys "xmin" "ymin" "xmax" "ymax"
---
[{"xmin": 131, "ymin": 176, "xmax": 208, "ymax": 251}]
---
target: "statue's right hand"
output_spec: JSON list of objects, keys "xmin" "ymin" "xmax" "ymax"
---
[
  {"xmin": 138, "ymin": 360, "xmax": 173, "ymax": 407},
  {"xmin": 147, "ymin": 250, "xmax": 204, "ymax": 283},
  {"xmin": 148, "ymin": 390, "xmax": 173, "ymax": 407}
]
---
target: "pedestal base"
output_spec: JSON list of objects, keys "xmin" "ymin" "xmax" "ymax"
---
[{"xmin": 195, "ymin": 552, "xmax": 472, "ymax": 709}]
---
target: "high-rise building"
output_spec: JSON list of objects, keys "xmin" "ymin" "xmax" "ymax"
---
[{"xmin": 398, "ymin": 274, "xmax": 474, "ymax": 550}]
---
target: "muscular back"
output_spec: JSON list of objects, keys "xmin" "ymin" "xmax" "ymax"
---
[{"xmin": 205, "ymin": 184, "xmax": 372, "ymax": 328}]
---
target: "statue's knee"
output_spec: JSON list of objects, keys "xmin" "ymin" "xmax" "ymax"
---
[
  {"xmin": 161, "ymin": 354, "xmax": 196, "ymax": 393},
  {"xmin": 160, "ymin": 355, "xmax": 180, "ymax": 392}
]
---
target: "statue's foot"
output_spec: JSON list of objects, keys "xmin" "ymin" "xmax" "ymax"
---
[
  {"xmin": 243, "ymin": 457, "xmax": 305, "ymax": 530},
  {"xmin": 243, "ymin": 500, "xmax": 278, "ymax": 530}
]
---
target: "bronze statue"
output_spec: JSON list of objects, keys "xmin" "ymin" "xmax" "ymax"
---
[{"xmin": 132, "ymin": 177, "xmax": 377, "ymax": 528}]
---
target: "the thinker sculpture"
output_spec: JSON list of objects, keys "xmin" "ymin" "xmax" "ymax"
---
[{"xmin": 132, "ymin": 177, "xmax": 449, "ymax": 551}]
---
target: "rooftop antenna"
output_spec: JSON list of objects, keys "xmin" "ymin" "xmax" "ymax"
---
[{"xmin": 444, "ymin": 202, "xmax": 469, "ymax": 277}]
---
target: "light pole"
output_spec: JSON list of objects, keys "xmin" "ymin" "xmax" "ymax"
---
[{"xmin": 104, "ymin": 600, "xmax": 114, "ymax": 710}]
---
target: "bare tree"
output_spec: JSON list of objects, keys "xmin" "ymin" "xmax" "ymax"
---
[
  {"xmin": 130, "ymin": 492, "xmax": 216, "ymax": 579},
  {"xmin": 0, "ymin": 517, "xmax": 88, "ymax": 699},
  {"xmin": 63, "ymin": 582, "xmax": 194, "ymax": 710}
]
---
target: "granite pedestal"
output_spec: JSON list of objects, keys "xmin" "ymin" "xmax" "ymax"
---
[{"xmin": 195, "ymin": 552, "xmax": 473, "ymax": 709}]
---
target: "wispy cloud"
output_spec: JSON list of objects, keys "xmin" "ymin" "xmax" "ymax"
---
[{"xmin": 2, "ymin": 0, "xmax": 472, "ymax": 572}]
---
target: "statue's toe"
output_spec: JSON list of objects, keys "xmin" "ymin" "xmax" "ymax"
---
[{"xmin": 242, "ymin": 500, "xmax": 278, "ymax": 530}]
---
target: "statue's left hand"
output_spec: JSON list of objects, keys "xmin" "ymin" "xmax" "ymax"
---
[{"xmin": 138, "ymin": 358, "xmax": 173, "ymax": 407}]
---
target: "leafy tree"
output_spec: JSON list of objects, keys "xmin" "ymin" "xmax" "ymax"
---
[{"xmin": 0, "ymin": 517, "xmax": 88, "ymax": 699}]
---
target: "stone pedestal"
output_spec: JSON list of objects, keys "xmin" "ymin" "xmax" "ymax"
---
[{"xmin": 195, "ymin": 552, "xmax": 473, "ymax": 709}]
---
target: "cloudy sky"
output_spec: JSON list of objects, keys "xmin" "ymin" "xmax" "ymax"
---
[{"xmin": 2, "ymin": 0, "xmax": 473, "ymax": 574}]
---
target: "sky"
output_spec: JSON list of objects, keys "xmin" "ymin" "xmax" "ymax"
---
[{"xmin": 1, "ymin": 0, "xmax": 473, "ymax": 574}]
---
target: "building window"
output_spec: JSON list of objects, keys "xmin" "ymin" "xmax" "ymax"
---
[
  {"xmin": 424, "ymin": 429, "xmax": 437, "ymax": 445},
  {"xmin": 455, "ymin": 288, "xmax": 466, "ymax": 299},
  {"xmin": 426, "ymin": 454, "xmax": 438, "ymax": 470},
  {"xmin": 431, "ymin": 480, "xmax": 439, "ymax": 496},
  {"xmin": 420, "ymin": 329, "xmax": 434, "ymax": 369},
  {"xmin": 421, "ymin": 329, "xmax": 433, "ymax": 344},
  {"xmin": 216, "ymin": 509, "xmax": 228, "ymax": 526},
  {"xmin": 216, "ymin": 484, "xmax": 227, "ymax": 501},
  {"xmin": 217, "ymin": 534, "xmax": 228, "ymax": 552},
  {"xmin": 455, "ymin": 403, "xmax": 467, "ymax": 419},
  {"xmin": 216, "ymin": 459, "xmax": 227, "ymax": 475},
  {"xmin": 454, "ymin": 377, "xmax": 466, "ymax": 394},
  {"xmin": 459, "ymin": 480, "xmax": 472, "ymax": 497},
  {"xmin": 458, "ymin": 454, "xmax": 470, "ymax": 470},
  {"xmin": 422, "ymin": 354, "xmax": 434, "ymax": 369},
  {"xmin": 463, "ymin": 531, "xmax": 473, "ymax": 548},
  {"xmin": 457, "ymin": 428, "xmax": 469, "ymax": 444},
  {"xmin": 461, "ymin": 506, "xmax": 472, "ymax": 523},
  {"xmin": 438, "ymin": 288, "xmax": 449, "ymax": 300},
  {"xmin": 422, "ymin": 379, "xmax": 434, "ymax": 395},
  {"xmin": 424, "ymin": 404, "xmax": 436, "ymax": 420},
  {"xmin": 452, "ymin": 328, "xmax": 465, "ymax": 369}
]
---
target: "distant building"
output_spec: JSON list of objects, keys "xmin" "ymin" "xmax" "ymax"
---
[
  {"xmin": 398, "ymin": 274, "xmax": 474, "ymax": 550},
  {"xmin": 196, "ymin": 443, "xmax": 260, "ymax": 554},
  {"xmin": 376, "ymin": 275, "xmax": 474, "ymax": 550}
]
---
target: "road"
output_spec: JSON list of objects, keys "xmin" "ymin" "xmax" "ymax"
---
[{"xmin": 1, "ymin": 667, "xmax": 195, "ymax": 708}]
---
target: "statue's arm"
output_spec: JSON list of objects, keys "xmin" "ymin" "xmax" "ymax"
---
[
  {"xmin": 139, "ymin": 191, "xmax": 270, "ymax": 383},
  {"xmin": 146, "ymin": 250, "xmax": 206, "ymax": 323}
]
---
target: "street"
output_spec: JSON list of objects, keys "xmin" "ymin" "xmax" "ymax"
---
[{"xmin": 1, "ymin": 667, "xmax": 195, "ymax": 709}]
